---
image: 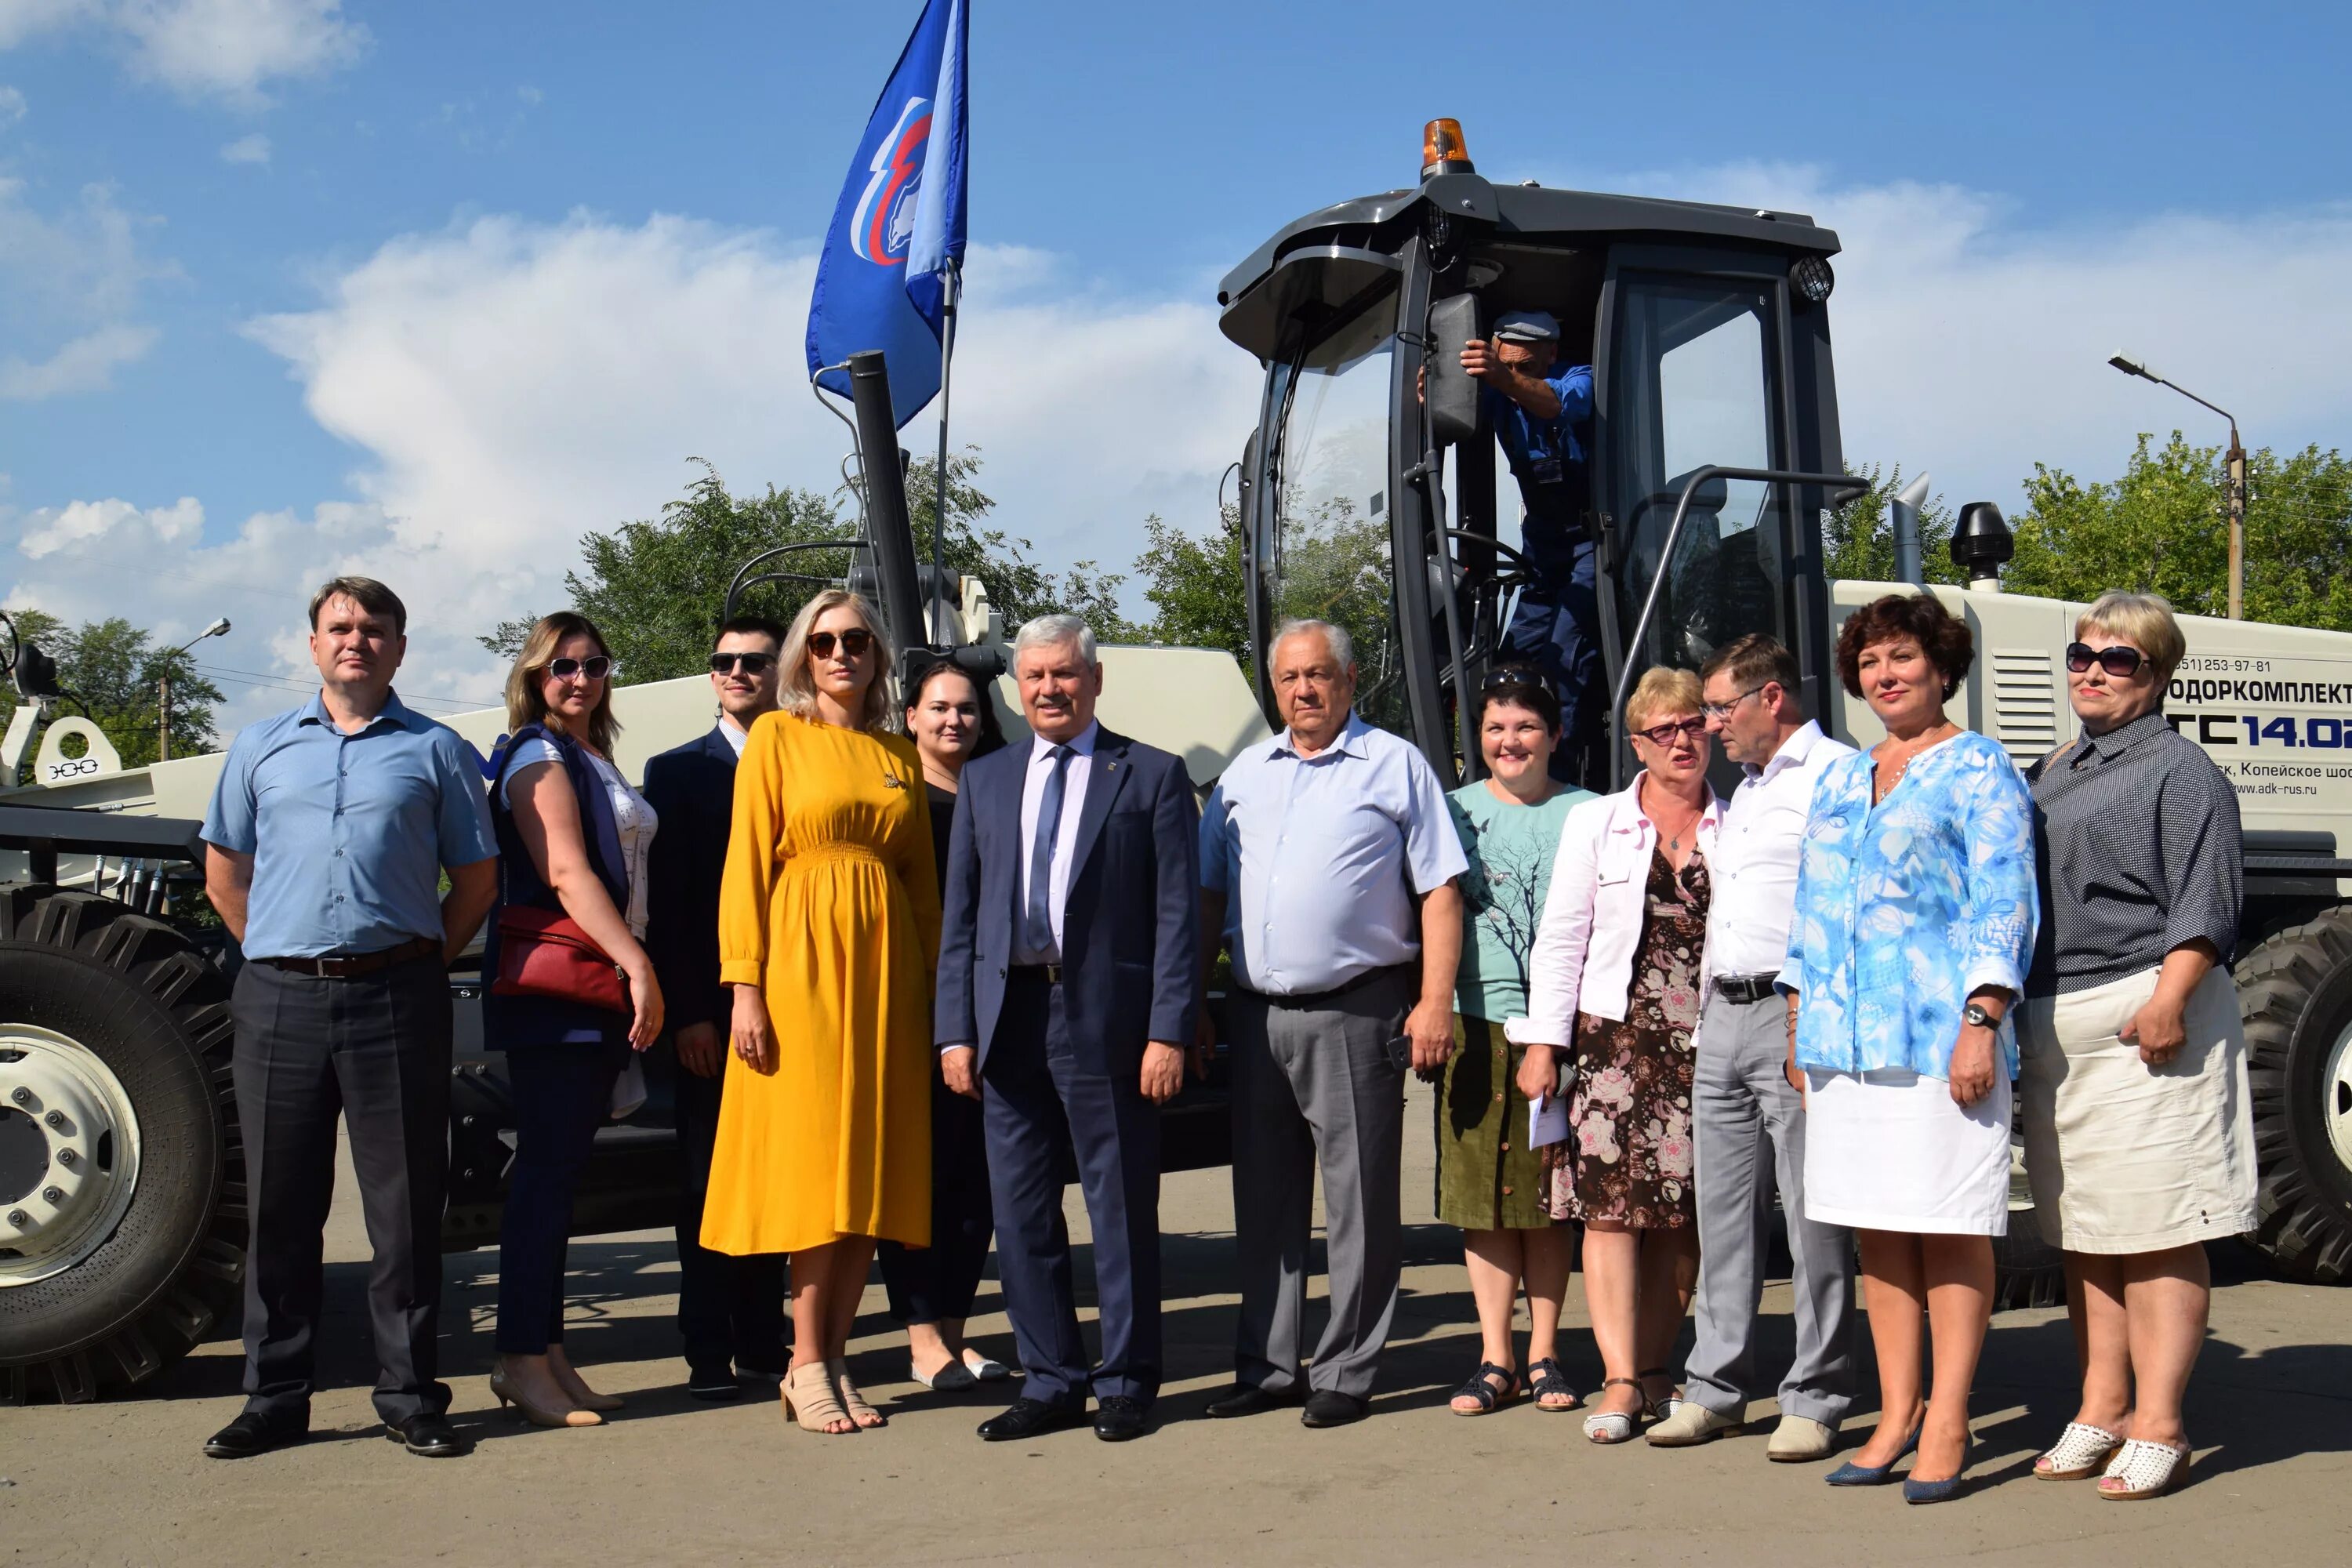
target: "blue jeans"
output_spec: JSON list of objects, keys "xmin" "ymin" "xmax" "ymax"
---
[{"xmin": 1501, "ymin": 530, "xmax": 1602, "ymax": 786}]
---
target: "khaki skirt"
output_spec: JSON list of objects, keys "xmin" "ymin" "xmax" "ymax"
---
[{"xmin": 2017, "ymin": 965, "xmax": 2257, "ymax": 1254}]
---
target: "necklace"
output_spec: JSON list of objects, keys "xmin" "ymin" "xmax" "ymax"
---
[
  {"xmin": 1642, "ymin": 781, "xmax": 1704, "ymax": 855},
  {"xmin": 1875, "ymin": 723, "xmax": 1958, "ymax": 797}
]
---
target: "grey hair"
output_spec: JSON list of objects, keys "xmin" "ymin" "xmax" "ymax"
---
[
  {"xmin": 1272, "ymin": 617, "xmax": 1355, "ymax": 670},
  {"xmin": 1013, "ymin": 612, "xmax": 1100, "ymax": 668}
]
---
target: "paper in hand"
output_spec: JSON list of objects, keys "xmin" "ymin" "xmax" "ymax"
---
[{"xmin": 1528, "ymin": 1093, "xmax": 1570, "ymax": 1149}]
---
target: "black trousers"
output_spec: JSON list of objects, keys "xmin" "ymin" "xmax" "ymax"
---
[
  {"xmin": 877, "ymin": 1074, "xmax": 995, "ymax": 1325},
  {"xmin": 495, "ymin": 1043, "xmax": 625, "ymax": 1354},
  {"xmin": 673, "ymin": 1057, "xmax": 788, "ymax": 1374},
  {"xmin": 982, "ymin": 972, "xmax": 1162, "ymax": 1406},
  {"xmin": 229, "ymin": 953, "xmax": 452, "ymax": 1426}
]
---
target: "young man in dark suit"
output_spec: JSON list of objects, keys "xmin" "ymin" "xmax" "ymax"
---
[
  {"xmin": 641, "ymin": 615, "xmax": 790, "ymax": 1399},
  {"xmin": 935, "ymin": 613, "xmax": 1203, "ymax": 1444}
]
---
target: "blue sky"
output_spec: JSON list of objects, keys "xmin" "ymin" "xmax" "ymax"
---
[{"xmin": 5, "ymin": 0, "xmax": 2349, "ymax": 720}]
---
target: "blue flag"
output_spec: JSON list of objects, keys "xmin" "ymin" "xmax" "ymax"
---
[{"xmin": 806, "ymin": 0, "xmax": 970, "ymax": 429}]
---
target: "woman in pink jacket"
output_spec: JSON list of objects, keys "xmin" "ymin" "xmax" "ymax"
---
[{"xmin": 1511, "ymin": 666, "xmax": 1722, "ymax": 1444}]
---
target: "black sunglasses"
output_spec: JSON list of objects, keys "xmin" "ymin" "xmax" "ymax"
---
[
  {"xmin": 548, "ymin": 655, "xmax": 613, "ymax": 681},
  {"xmin": 808, "ymin": 627, "xmax": 875, "ymax": 660},
  {"xmin": 1480, "ymin": 667, "xmax": 1548, "ymax": 693},
  {"xmin": 1633, "ymin": 716, "xmax": 1709, "ymax": 746},
  {"xmin": 2065, "ymin": 641, "xmax": 2147, "ymax": 678},
  {"xmin": 710, "ymin": 652, "xmax": 779, "ymax": 676}
]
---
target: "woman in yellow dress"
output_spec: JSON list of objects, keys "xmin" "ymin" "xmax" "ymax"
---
[{"xmin": 702, "ymin": 589, "xmax": 939, "ymax": 1436}]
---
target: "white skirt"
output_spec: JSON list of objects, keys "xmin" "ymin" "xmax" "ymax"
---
[
  {"xmin": 2016, "ymin": 965, "xmax": 2257, "ymax": 1253},
  {"xmin": 1803, "ymin": 1065, "xmax": 2012, "ymax": 1235}
]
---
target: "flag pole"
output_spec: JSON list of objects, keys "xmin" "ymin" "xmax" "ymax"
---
[{"xmin": 930, "ymin": 258, "xmax": 960, "ymax": 647}]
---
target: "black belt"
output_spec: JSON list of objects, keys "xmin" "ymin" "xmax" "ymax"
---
[
  {"xmin": 258, "ymin": 935, "xmax": 440, "ymax": 978},
  {"xmin": 1711, "ymin": 973, "xmax": 1780, "ymax": 1005},
  {"xmin": 1244, "ymin": 964, "xmax": 1410, "ymax": 1011},
  {"xmin": 1007, "ymin": 962, "xmax": 1064, "ymax": 986}
]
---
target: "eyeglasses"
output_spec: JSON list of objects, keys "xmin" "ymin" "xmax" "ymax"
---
[
  {"xmin": 1701, "ymin": 681, "xmax": 1772, "ymax": 720},
  {"xmin": 1633, "ymin": 716, "xmax": 1709, "ymax": 746},
  {"xmin": 2065, "ymin": 641, "xmax": 2147, "ymax": 678},
  {"xmin": 548, "ymin": 655, "xmax": 613, "ymax": 681},
  {"xmin": 807, "ymin": 627, "xmax": 875, "ymax": 660},
  {"xmin": 709, "ymin": 652, "xmax": 779, "ymax": 676},
  {"xmin": 1480, "ymin": 667, "xmax": 1547, "ymax": 693}
]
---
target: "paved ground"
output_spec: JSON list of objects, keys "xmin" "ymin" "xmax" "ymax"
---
[{"xmin": 7, "ymin": 1076, "xmax": 2350, "ymax": 1566}]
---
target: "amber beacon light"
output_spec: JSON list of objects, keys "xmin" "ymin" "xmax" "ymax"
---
[{"xmin": 1421, "ymin": 118, "xmax": 1473, "ymax": 176}]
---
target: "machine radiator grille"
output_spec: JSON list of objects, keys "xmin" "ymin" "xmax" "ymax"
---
[{"xmin": 1989, "ymin": 648, "xmax": 2060, "ymax": 763}]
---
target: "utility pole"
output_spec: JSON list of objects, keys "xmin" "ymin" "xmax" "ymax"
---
[
  {"xmin": 2107, "ymin": 354, "xmax": 2246, "ymax": 619},
  {"xmin": 159, "ymin": 617, "xmax": 232, "ymax": 761}
]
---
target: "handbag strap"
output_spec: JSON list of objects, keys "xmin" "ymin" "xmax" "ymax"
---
[{"xmin": 492, "ymin": 723, "xmax": 629, "ymax": 913}]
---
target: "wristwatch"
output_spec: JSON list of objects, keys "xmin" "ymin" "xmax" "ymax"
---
[{"xmin": 1962, "ymin": 1001, "xmax": 2000, "ymax": 1030}]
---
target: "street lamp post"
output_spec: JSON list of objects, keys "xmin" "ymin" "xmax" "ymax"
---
[
  {"xmin": 158, "ymin": 617, "xmax": 231, "ymax": 761},
  {"xmin": 2107, "ymin": 354, "xmax": 2247, "ymax": 620}
]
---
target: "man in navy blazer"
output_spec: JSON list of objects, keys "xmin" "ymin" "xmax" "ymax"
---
[
  {"xmin": 641, "ymin": 615, "xmax": 790, "ymax": 1399},
  {"xmin": 935, "ymin": 614, "xmax": 1201, "ymax": 1443}
]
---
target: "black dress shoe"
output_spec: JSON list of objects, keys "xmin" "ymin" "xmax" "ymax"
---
[
  {"xmin": 976, "ymin": 1397, "xmax": 1088, "ymax": 1442},
  {"xmin": 203, "ymin": 1412, "xmax": 303, "ymax": 1460},
  {"xmin": 1205, "ymin": 1382, "xmax": 1304, "ymax": 1419},
  {"xmin": 1301, "ymin": 1390, "xmax": 1370, "ymax": 1428},
  {"xmin": 686, "ymin": 1366, "xmax": 744, "ymax": 1402},
  {"xmin": 1093, "ymin": 1395, "xmax": 1150, "ymax": 1442},
  {"xmin": 384, "ymin": 1413, "xmax": 470, "ymax": 1457}
]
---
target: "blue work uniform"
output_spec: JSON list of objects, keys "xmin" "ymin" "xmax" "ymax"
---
[{"xmin": 1486, "ymin": 364, "xmax": 1602, "ymax": 786}]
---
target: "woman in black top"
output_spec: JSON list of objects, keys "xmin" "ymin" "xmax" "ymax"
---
[{"xmin": 879, "ymin": 656, "xmax": 1009, "ymax": 1390}]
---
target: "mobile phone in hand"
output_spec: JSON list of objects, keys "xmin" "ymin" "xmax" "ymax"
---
[{"xmin": 1384, "ymin": 1033, "xmax": 1413, "ymax": 1072}]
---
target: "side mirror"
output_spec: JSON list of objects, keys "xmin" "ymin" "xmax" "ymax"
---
[
  {"xmin": 1424, "ymin": 293, "xmax": 1485, "ymax": 447},
  {"xmin": 13, "ymin": 640, "xmax": 64, "ymax": 702}
]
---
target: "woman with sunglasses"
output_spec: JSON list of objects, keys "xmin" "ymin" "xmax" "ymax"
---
[
  {"xmin": 1782, "ymin": 592, "xmax": 2035, "ymax": 1503},
  {"xmin": 485, "ymin": 612, "xmax": 665, "ymax": 1428},
  {"xmin": 877, "ymin": 655, "xmax": 1013, "ymax": 1393},
  {"xmin": 1438, "ymin": 666, "xmax": 1595, "ymax": 1416},
  {"xmin": 1512, "ymin": 665, "xmax": 1719, "ymax": 1443},
  {"xmin": 2016, "ymin": 593, "xmax": 2250, "ymax": 1501},
  {"xmin": 699, "ymin": 590, "xmax": 942, "ymax": 1436}
]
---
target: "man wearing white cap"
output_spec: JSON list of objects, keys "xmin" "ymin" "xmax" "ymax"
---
[{"xmin": 1463, "ymin": 310, "xmax": 1599, "ymax": 786}]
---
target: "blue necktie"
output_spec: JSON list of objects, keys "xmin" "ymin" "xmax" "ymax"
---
[{"xmin": 1025, "ymin": 745, "xmax": 1073, "ymax": 956}]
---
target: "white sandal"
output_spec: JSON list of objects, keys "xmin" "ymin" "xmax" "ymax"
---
[
  {"xmin": 1583, "ymin": 1377, "xmax": 1640, "ymax": 1445},
  {"xmin": 2100, "ymin": 1437, "xmax": 2190, "ymax": 1500},
  {"xmin": 2034, "ymin": 1421, "xmax": 2125, "ymax": 1480}
]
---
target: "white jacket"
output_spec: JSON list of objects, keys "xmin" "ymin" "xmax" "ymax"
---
[{"xmin": 1504, "ymin": 771, "xmax": 1725, "ymax": 1046}]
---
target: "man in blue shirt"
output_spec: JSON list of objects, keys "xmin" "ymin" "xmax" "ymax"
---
[
  {"xmin": 1468, "ymin": 309, "xmax": 1601, "ymax": 786},
  {"xmin": 1195, "ymin": 619, "xmax": 1465, "ymax": 1428},
  {"xmin": 198, "ymin": 577, "xmax": 498, "ymax": 1461}
]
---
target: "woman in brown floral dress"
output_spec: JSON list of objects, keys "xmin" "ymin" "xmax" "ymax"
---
[{"xmin": 1512, "ymin": 666, "xmax": 1717, "ymax": 1443}]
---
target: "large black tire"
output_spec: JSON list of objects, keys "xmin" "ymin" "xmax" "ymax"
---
[
  {"xmin": 2238, "ymin": 912, "xmax": 2352, "ymax": 1284},
  {"xmin": 0, "ymin": 888, "xmax": 244, "ymax": 1402}
]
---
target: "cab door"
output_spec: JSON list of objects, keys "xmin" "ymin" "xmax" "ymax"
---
[{"xmin": 1589, "ymin": 245, "xmax": 1844, "ymax": 784}]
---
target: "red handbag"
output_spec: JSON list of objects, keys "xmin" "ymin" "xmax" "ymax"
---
[{"xmin": 491, "ymin": 904, "xmax": 630, "ymax": 1014}]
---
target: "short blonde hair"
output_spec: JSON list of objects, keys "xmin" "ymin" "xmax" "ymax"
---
[
  {"xmin": 1624, "ymin": 665, "xmax": 1703, "ymax": 733},
  {"xmin": 504, "ymin": 612, "xmax": 621, "ymax": 757},
  {"xmin": 779, "ymin": 590, "xmax": 895, "ymax": 732},
  {"xmin": 2076, "ymin": 590, "xmax": 2187, "ymax": 685}
]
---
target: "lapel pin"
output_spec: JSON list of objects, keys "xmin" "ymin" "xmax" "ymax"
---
[{"xmin": 882, "ymin": 774, "xmax": 905, "ymax": 789}]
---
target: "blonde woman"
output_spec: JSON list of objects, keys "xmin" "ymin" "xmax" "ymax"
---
[
  {"xmin": 485, "ymin": 612, "xmax": 664, "ymax": 1429},
  {"xmin": 1512, "ymin": 665, "xmax": 1719, "ymax": 1443},
  {"xmin": 700, "ymin": 590, "xmax": 942, "ymax": 1436},
  {"xmin": 2019, "ymin": 591, "xmax": 2250, "ymax": 1501}
]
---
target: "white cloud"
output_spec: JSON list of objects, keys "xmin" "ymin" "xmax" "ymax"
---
[
  {"xmin": 0, "ymin": 84, "xmax": 24, "ymax": 125},
  {"xmin": 0, "ymin": 0, "xmax": 366, "ymax": 105},
  {"xmin": 0, "ymin": 179, "xmax": 170, "ymax": 399},
  {"xmin": 218, "ymin": 130, "xmax": 268, "ymax": 164},
  {"xmin": 15, "ymin": 493, "xmax": 200, "ymax": 556}
]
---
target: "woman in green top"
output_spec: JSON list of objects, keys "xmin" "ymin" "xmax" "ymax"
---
[{"xmin": 1439, "ymin": 667, "xmax": 1595, "ymax": 1414}]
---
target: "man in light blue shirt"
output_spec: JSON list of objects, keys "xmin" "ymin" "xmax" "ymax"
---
[
  {"xmin": 198, "ymin": 577, "xmax": 495, "ymax": 1463},
  {"xmin": 1196, "ymin": 619, "xmax": 1465, "ymax": 1428}
]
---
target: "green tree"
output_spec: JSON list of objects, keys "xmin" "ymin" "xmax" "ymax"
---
[
  {"xmin": 2005, "ymin": 432, "xmax": 2352, "ymax": 630},
  {"xmin": 480, "ymin": 450, "xmax": 1061, "ymax": 681},
  {"xmin": 1, "ymin": 608, "xmax": 223, "ymax": 779},
  {"xmin": 1822, "ymin": 462, "xmax": 1962, "ymax": 585},
  {"xmin": 1128, "ymin": 506, "xmax": 1248, "ymax": 662}
]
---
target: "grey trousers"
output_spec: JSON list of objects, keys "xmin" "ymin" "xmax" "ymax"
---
[
  {"xmin": 1226, "ymin": 967, "xmax": 1411, "ymax": 1400},
  {"xmin": 1684, "ymin": 988, "xmax": 1856, "ymax": 1426}
]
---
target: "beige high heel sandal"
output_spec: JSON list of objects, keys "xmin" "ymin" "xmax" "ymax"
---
[
  {"xmin": 488, "ymin": 1362, "xmax": 603, "ymax": 1428},
  {"xmin": 782, "ymin": 1363, "xmax": 856, "ymax": 1435},
  {"xmin": 829, "ymin": 1358, "xmax": 886, "ymax": 1428}
]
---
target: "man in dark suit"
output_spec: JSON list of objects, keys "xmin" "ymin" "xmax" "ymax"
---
[
  {"xmin": 935, "ymin": 613, "xmax": 1201, "ymax": 1443},
  {"xmin": 641, "ymin": 615, "xmax": 791, "ymax": 1399}
]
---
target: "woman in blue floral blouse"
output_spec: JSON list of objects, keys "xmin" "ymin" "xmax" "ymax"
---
[{"xmin": 1779, "ymin": 593, "xmax": 2036, "ymax": 1504}]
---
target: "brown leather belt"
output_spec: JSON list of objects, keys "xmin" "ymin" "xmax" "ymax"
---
[{"xmin": 257, "ymin": 935, "xmax": 440, "ymax": 978}]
